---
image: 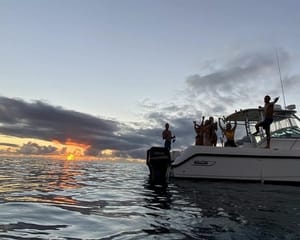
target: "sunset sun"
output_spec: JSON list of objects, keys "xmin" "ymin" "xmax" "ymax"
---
[{"xmin": 67, "ymin": 153, "xmax": 75, "ymax": 161}]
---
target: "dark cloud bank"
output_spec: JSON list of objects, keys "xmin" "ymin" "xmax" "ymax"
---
[
  {"xmin": 0, "ymin": 50, "xmax": 299, "ymax": 159},
  {"xmin": 0, "ymin": 96, "xmax": 159, "ymax": 159}
]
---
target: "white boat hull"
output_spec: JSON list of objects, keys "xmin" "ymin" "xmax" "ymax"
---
[{"xmin": 171, "ymin": 146, "xmax": 300, "ymax": 182}]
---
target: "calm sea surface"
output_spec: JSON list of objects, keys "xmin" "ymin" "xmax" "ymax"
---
[{"xmin": 0, "ymin": 158, "xmax": 300, "ymax": 240}]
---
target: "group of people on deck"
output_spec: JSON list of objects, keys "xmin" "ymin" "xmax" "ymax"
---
[
  {"xmin": 193, "ymin": 116, "xmax": 217, "ymax": 146},
  {"xmin": 193, "ymin": 116, "xmax": 237, "ymax": 147},
  {"xmin": 162, "ymin": 95, "xmax": 279, "ymax": 150}
]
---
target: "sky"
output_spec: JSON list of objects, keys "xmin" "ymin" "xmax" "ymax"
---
[{"xmin": 1, "ymin": 0, "xmax": 300, "ymax": 160}]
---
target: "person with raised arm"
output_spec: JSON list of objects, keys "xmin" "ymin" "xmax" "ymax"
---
[
  {"xmin": 193, "ymin": 116, "xmax": 205, "ymax": 145},
  {"xmin": 209, "ymin": 116, "xmax": 218, "ymax": 146},
  {"xmin": 219, "ymin": 118, "xmax": 237, "ymax": 147},
  {"xmin": 253, "ymin": 95, "xmax": 279, "ymax": 148}
]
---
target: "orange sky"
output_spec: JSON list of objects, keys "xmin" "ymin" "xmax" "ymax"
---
[{"xmin": 0, "ymin": 134, "xmax": 124, "ymax": 161}]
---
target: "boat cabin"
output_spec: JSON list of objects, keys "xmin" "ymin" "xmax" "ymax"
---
[{"xmin": 225, "ymin": 105, "xmax": 300, "ymax": 150}]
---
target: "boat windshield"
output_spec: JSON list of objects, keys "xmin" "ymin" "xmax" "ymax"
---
[
  {"xmin": 235, "ymin": 113, "xmax": 300, "ymax": 145},
  {"xmin": 271, "ymin": 115, "xmax": 300, "ymax": 138}
]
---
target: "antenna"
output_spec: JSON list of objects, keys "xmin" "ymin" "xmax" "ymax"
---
[{"xmin": 275, "ymin": 49, "xmax": 287, "ymax": 108}]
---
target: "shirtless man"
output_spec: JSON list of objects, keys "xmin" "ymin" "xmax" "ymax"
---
[
  {"xmin": 193, "ymin": 116, "xmax": 205, "ymax": 145},
  {"xmin": 162, "ymin": 123, "xmax": 175, "ymax": 151},
  {"xmin": 253, "ymin": 95, "xmax": 279, "ymax": 148}
]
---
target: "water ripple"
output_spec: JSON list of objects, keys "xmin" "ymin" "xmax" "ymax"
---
[{"xmin": 0, "ymin": 158, "xmax": 300, "ymax": 239}]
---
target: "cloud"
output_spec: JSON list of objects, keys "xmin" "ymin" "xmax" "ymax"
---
[
  {"xmin": 0, "ymin": 142, "xmax": 19, "ymax": 148},
  {"xmin": 18, "ymin": 142, "xmax": 57, "ymax": 155},
  {"xmin": 0, "ymin": 96, "xmax": 153, "ymax": 159},
  {"xmin": 0, "ymin": 97, "xmax": 119, "ymax": 142},
  {"xmin": 283, "ymin": 74, "xmax": 300, "ymax": 89},
  {"xmin": 184, "ymin": 49, "xmax": 298, "ymax": 115}
]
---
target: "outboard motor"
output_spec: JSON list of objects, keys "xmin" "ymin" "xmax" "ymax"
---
[{"xmin": 146, "ymin": 147, "xmax": 171, "ymax": 185}]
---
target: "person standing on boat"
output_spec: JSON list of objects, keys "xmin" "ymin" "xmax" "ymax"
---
[
  {"xmin": 219, "ymin": 118, "xmax": 237, "ymax": 147},
  {"xmin": 209, "ymin": 116, "xmax": 218, "ymax": 146},
  {"xmin": 253, "ymin": 95, "xmax": 279, "ymax": 148},
  {"xmin": 162, "ymin": 123, "xmax": 175, "ymax": 151},
  {"xmin": 202, "ymin": 119, "xmax": 213, "ymax": 146},
  {"xmin": 193, "ymin": 116, "xmax": 205, "ymax": 145}
]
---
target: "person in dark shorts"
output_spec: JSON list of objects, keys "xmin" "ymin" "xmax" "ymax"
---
[
  {"xmin": 253, "ymin": 95, "xmax": 279, "ymax": 148},
  {"xmin": 162, "ymin": 123, "xmax": 175, "ymax": 151}
]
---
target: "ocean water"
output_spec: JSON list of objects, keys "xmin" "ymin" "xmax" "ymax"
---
[{"xmin": 0, "ymin": 158, "xmax": 300, "ymax": 240}]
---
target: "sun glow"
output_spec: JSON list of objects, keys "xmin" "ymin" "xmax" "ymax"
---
[
  {"xmin": 0, "ymin": 135, "xmax": 127, "ymax": 161},
  {"xmin": 51, "ymin": 139, "xmax": 91, "ymax": 160},
  {"xmin": 66, "ymin": 153, "xmax": 75, "ymax": 161},
  {"xmin": 101, "ymin": 149, "xmax": 113, "ymax": 156}
]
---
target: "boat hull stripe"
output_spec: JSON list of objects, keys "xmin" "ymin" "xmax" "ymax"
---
[{"xmin": 172, "ymin": 153, "xmax": 300, "ymax": 168}]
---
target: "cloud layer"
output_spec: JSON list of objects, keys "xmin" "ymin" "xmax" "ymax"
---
[{"xmin": 0, "ymin": 97, "xmax": 156, "ymax": 158}]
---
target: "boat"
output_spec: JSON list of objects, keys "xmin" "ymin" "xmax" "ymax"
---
[{"xmin": 168, "ymin": 104, "xmax": 300, "ymax": 183}]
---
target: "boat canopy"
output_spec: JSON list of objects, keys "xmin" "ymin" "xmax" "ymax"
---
[{"xmin": 226, "ymin": 108, "xmax": 297, "ymax": 122}]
